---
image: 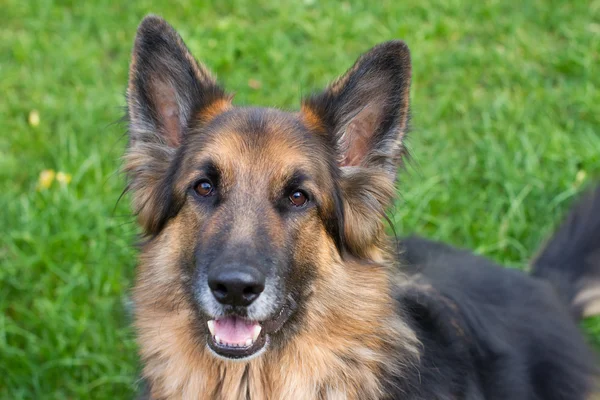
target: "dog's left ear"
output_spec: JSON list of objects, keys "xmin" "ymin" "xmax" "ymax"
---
[
  {"xmin": 302, "ymin": 41, "xmax": 411, "ymax": 258},
  {"xmin": 302, "ymin": 40, "xmax": 411, "ymax": 178}
]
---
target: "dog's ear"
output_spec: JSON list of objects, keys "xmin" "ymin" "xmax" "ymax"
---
[
  {"xmin": 302, "ymin": 40, "xmax": 411, "ymax": 177},
  {"xmin": 125, "ymin": 15, "xmax": 230, "ymax": 234},
  {"xmin": 127, "ymin": 15, "xmax": 229, "ymax": 147},
  {"xmin": 302, "ymin": 41, "xmax": 411, "ymax": 259}
]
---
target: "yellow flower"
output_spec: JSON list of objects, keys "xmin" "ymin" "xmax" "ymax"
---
[
  {"xmin": 28, "ymin": 110, "xmax": 40, "ymax": 127},
  {"xmin": 574, "ymin": 170, "xmax": 586, "ymax": 187},
  {"xmin": 56, "ymin": 172, "xmax": 72, "ymax": 186},
  {"xmin": 38, "ymin": 169, "xmax": 56, "ymax": 190}
]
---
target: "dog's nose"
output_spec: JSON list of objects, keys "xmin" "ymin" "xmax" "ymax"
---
[{"xmin": 208, "ymin": 266, "xmax": 265, "ymax": 306}]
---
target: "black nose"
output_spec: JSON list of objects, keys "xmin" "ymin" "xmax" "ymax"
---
[{"xmin": 208, "ymin": 266, "xmax": 265, "ymax": 306}]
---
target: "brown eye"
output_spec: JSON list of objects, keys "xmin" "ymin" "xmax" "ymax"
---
[
  {"xmin": 289, "ymin": 190, "xmax": 308, "ymax": 207},
  {"xmin": 194, "ymin": 180, "xmax": 214, "ymax": 197}
]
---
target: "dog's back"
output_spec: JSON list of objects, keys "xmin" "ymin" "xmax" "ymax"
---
[{"xmin": 397, "ymin": 187, "xmax": 600, "ymax": 399}]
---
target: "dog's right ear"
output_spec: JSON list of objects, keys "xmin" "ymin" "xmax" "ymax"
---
[
  {"xmin": 125, "ymin": 15, "xmax": 230, "ymax": 234},
  {"xmin": 301, "ymin": 41, "xmax": 411, "ymax": 259}
]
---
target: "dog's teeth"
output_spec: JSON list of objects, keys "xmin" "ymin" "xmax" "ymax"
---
[
  {"xmin": 207, "ymin": 320, "xmax": 215, "ymax": 335},
  {"xmin": 252, "ymin": 325, "xmax": 262, "ymax": 341},
  {"xmin": 215, "ymin": 335, "xmax": 221, "ymax": 344},
  {"xmin": 245, "ymin": 338, "xmax": 253, "ymax": 347}
]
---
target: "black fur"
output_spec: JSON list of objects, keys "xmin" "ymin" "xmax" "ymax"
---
[
  {"xmin": 394, "ymin": 186, "xmax": 600, "ymax": 399},
  {"xmin": 532, "ymin": 185, "xmax": 600, "ymax": 319}
]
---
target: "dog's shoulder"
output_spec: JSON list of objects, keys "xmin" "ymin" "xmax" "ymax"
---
[
  {"xmin": 391, "ymin": 274, "xmax": 480, "ymax": 399},
  {"xmin": 393, "ymin": 272, "xmax": 546, "ymax": 399},
  {"xmin": 393, "ymin": 236, "xmax": 597, "ymax": 400}
]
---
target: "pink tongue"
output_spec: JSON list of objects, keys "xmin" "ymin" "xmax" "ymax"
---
[{"xmin": 214, "ymin": 317, "xmax": 258, "ymax": 345}]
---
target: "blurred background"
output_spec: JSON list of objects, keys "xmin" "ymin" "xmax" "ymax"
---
[{"xmin": 2, "ymin": 0, "xmax": 599, "ymax": 398}]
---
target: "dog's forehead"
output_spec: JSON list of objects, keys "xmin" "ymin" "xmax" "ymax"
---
[{"xmin": 186, "ymin": 107, "xmax": 326, "ymax": 176}]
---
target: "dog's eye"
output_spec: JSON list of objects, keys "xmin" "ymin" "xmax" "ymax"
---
[
  {"xmin": 289, "ymin": 190, "xmax": 308, "ymax": 207},
  {"xmin": 194, "ymin": 179, "xmax": 214, "ymax": 197}
]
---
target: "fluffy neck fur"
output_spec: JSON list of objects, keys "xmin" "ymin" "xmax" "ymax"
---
[{"xmin": 134, "ymin": 230, "xmax": 418, "ymax": 400}]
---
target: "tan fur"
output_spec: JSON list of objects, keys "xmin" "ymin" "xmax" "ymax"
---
[
  {"xmin": 340, "ymin": 167, "xmax": 397, "ymax": 262},
  {"xmin": 299, "ymin": 105, "xmax": 327, "ymax": 134},
  {"xmin": 574, "ymin": 280, "xmax": 600, "ymax": 318},
  {"xmin": 123, "ymin": 140, "xmax": 176, "ymax": 233},
  {"xmin": 196, "ymin": 97, "xmax": 233, "ymax": 124},
  {"xmin": 135, "ymin": 215, "xmax": 418, "ymax": 399},
  {"xmin": 130, "ymin": 123, "xmax": 419, "ymax": 399},
  {"xmin": 126, "ymin": 19, "xmax": 419, "ymax": 398}
]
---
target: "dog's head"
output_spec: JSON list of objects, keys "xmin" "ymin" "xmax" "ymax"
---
[{"xmin": 126, "ymin": 16, "xmax": 411, "ymax": 361}]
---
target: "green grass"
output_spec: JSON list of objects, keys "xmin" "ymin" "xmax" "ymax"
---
[{"xmin": 2, "ymin": 0, "xmax": 599, "ymax": 398}]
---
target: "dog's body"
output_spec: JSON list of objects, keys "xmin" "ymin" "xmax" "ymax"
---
[{"xmin": 125, "ymin": 16, "xmax": 599, "ymax": 399}]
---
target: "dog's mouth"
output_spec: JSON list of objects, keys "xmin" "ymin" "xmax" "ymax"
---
[
  {"xmin": 206, "ymin": 299, "xmax": 296, "ymax": 360},
  {"xmin": 206, "ymin": 317, "xmax": 266, "ymax": 359}
]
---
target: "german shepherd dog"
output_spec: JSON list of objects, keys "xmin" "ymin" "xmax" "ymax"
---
[{"xmin": 125, "ymin": 15, "xmax": 599, "ymax": 399}]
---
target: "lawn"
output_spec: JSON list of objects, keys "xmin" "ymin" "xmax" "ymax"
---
[{"xmin": 1, "ymin": 0, "xmax": 599, "ymax": 398}]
